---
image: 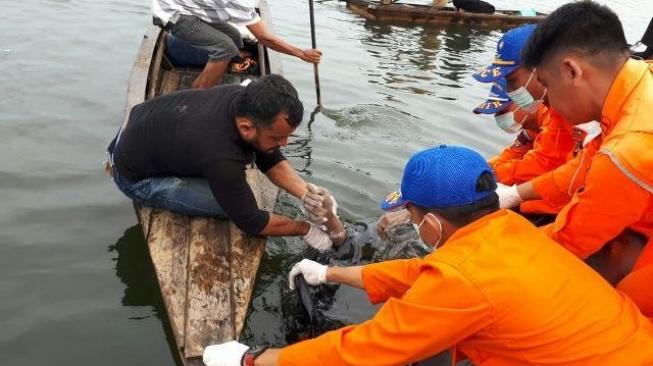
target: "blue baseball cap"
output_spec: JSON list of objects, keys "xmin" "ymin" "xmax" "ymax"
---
[
  {"xmin": 473, "ymin": 78, "xmax": 512, "ymax": 114},
  {"xmin": 381, "ymin": 145, "xmax": 497, "ymax": 211},
  {"xmin": 472, "ymin": 24, "xmax": 537, "ymax": 83}
]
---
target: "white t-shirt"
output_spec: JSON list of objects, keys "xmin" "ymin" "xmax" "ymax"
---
[{"xmin": 152, "ymin": 0, "xmax": 261, "ymax": 26}]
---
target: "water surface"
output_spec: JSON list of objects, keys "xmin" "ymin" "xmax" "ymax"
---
[{"xmin": 0, "ymin": 0, "xmax": 650, "ymax": 364}]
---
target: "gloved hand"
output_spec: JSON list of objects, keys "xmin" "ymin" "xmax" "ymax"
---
[
  {"xmin": 496, "ymin": 183, "xmax": 523, "ymax": 208},
  {"xmin": 310, "ymin": 183, "xmax": 338, "ymax": 217},
  {"xmin": 303, "ymin": 223, "xmax": 333, "ymax": 252},
  {"xmin": 288, "ymin": 259, "xmax": 328, "ymax": 290},
  {"xmin": 203, "ymin": 340, "xmax": 249, "ymax": 366},
  {"xmin": 377, "ymin": 208, "xmax": 412, "ymax": 239},
  {"xmin": 301, "ymin": 185, "xmax": 327, "ymax": 224}
]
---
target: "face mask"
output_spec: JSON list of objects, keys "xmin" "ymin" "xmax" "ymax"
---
[
  {"xmin": 507, "ymin": 69, "xmax": 547, "ymax": 113},
  {"xmin": 494, "ymin": 111, "xmax": 521, "ymax": 134},
  {"xmin": 413, "ymin": 213, "xmax": 444, "ymax": 250}
]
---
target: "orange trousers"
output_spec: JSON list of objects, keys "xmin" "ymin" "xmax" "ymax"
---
[{"xmin": 618, "ymin": 238, "xmax": 653, "ymax": 318}]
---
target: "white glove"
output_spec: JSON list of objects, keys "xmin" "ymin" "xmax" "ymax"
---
[
  {"xmin": 303, "ymin": 224, "xmax": 333, "ymax": 252},
  {"xmin": 376, "ymin": 209, "xmax": 412, "ymax": 239},
  {"xmin": 301, "ymin": 185, "xmax": 327, "ymax": 224},
  {"xmin": 288, "ymin": 259, "xmax": 328, "ymax": 290},
  {"xmin": 203, "ymin": 341, "xmax": 249, "ymax": 366},
  {"xmin": 310, "ymin": 183, "xmax": 338, "ymax": 217},
  {"xmin": 496, "ymin": 183, "xmax": 523, "ymax": 208}
]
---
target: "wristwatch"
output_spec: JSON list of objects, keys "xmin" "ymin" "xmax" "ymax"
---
[{"xmin": 241, "ymin": 345, "xmax": 269, "ymax": 366}]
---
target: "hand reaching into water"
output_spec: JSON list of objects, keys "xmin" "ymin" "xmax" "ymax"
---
[{"xmin": 377, "ymin": 209, "xmax": 412, "ymax": 240}]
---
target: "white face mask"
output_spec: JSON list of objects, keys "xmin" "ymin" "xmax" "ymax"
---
[
  {"xmin": 494, "ymin": 107, "xmax": 529, "ymax": 134},
  {"xmin": 507, "ymin": 69, "xmax": 547, "ymax": 113},
  {"xmin": 412, "ymin": 213, "xmax": 444, "ymax": 250},
  {"xmin": 494, "ymin": 111, "xmax": 521, "ymax": 134}
]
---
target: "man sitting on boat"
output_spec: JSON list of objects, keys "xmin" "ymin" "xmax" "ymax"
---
[
  {"xmin": 152, "ymin": 0, "xmax": 322, "ymax": 88},
  {"xmin": 377, "ymin": 25, "xmax": 575, "ymax": 236},
  {"xmin": 108, "ymin": 74, "xmax": 343, "ymax": 251},
  {"xmin": 497, "ymin": 1, "xmax": 653, "ymax": 318},
  {"xmin": 202, "ymin": 145, "xmax": 653, "ymax": 366}
]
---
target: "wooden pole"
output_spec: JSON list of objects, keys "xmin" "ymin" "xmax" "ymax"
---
[{"xmin": 308, "ymin": 0, "xmax": 322, "ymax": 107}]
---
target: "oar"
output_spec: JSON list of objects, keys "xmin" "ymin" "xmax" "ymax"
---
[{"xmin": 308, "ymin": 0, "xmax": 322, "ymax": 108}]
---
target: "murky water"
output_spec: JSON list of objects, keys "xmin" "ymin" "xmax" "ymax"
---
[{"xmin": 0, "ymin": 0, "xmax": 650, "ymax": 364}]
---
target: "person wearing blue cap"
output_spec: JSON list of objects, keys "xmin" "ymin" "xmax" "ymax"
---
[
  {"xmin": 473, "ymin": 24, "xmax": 576, "ymax": 215},
  {"xmin": 202, "ymin": 145, "xmax": 653, "ymax": 366},
  {"xmin": 474, "ymin": 79, "xmax": 540, "ymax": 177}
]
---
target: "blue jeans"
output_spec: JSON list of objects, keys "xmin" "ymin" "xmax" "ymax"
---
[{"xmin": 113, "ymin": 170, "xmax": 227, "ymax": 218}]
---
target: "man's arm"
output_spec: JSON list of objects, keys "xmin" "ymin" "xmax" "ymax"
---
[
  {"xmin": 547, "ymin": 153, "xmax": 650, "ymax": 259},
  {"xmin": 271, "ymin": 263, "xmax": 492, "ymax": 366},
  {"xmin": 264, "ymin": 160, "xmax": 307, "ymax": 199},
  {"xmin": 259, "ymin": 214, "xmax": 310, "ymax": 237},
  {"xmin": 516, "ymin": 139, "xmax": 600, "ymax": 204},
  {"xmin": 247, "ymin": 21, "xmax": 322, "ymax": 63}
]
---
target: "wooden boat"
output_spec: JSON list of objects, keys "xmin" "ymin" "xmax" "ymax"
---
[
  {"xmin": 120, "ymin": 1, "xmax": 281, "ymax": 365},
  {"xmin": 341, "ymin": 0, "xmax": 546, "ymax": 27}
]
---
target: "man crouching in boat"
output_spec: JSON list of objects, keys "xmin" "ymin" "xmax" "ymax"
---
[
  {"xmin": 108, "ymin": 74, "xmax": 345, "ymax": 251},
  {"xmin": 203, "ymin": 145, "xmax": 653, "ymax": 366}
]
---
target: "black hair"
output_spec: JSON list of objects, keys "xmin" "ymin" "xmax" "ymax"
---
[
  {"xmin": 522, "ymin": 2, "xmax": 629, "ymax": 69},
  {"xmin": 416, "ymin": 171, "xmax": 499, "ymax": 227},
  {"xmin": 235, "ymin": 74, "xmax": 304, "ymax": 128}
]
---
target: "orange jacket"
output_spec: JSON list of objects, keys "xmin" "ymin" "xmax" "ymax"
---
[
  {"xmin": 520, "ymin": 136, "xmax": 601, "ymax": 215},
  {"xmin": 489, "ymin": 129, "xmax": 535, "ymax": 171},
  {"xmin": 490, "ymin": 105, "xmax": 575, "ymax": 186},
  {"xmin": 533, "ymin": 60, "xmax": 653, "ymax": 259},
  {"xmin": 278, "ymin": 210, "xmax": 653, "ymax": 366}
]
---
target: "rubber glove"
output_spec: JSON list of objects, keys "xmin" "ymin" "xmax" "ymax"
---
[
  {"xmin": 310, "ymin": 183, "xmax": 338, "ymax": 217},
  {"xmin": 301, "ymin": 185, "xmax": 327, "ymax": 224},
  {"xmin": 377, "ymin": 208, "xmax": 411, "ymax": 239},
  {"xmin": 303, "ymin": 224, "xmax": 333, "ymax": 252},
  {"xmin": 288, "ymin": 259, "xmax": 328, "ymax": 290},
  {"xmin": 496, "ymin": 183, "xmax": 523, "ymax": 208},
  {"xmin": 203, "ymin": 341, "xmax": 249, "ymax": 366}
]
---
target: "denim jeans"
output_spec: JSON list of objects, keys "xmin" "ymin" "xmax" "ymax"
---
[{"xmin": 113, "ymin": 170, "xmax": 227, "ymax": 218}]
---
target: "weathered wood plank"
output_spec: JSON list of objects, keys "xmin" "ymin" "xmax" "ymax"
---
[
  {"xmin": 230, "ymin": 225, "xmax": 266, "ymax": 335},
  {"xmin": 159, "ymin": 70, "xmax": 182, "ymax": 96},
  {"xmin": 147, "ymin": 32, "xmax": 167, "ymax": 100},
  {"xmin": 145, "ymin": 209, "xmax": 191, "ymax": 351},
  {"xmin": 229, "ymin": 169, "xmax": 274, "ymax": 334},
  {"xmin": 122, "ymin": 26, "xmax": 160, "ymax": 132},
  {"xmin": 184, "ymin": 217, "xmax": 235, "ymax": 358}
]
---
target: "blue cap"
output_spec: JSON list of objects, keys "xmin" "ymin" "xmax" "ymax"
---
[
  {"xmin": 473, "ymin": 78, "xmax": 512, "ymax": 114},
  {"xmin": 381, "ymin": 145, "xmax": 497, "ymax": 211},
  {"xmin": 472, "ymin": 24, "xmax": 537, "ymax": 83}
]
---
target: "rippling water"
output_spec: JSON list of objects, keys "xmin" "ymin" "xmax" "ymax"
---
[{"xmin": 0, "ymin": 0, "xmax": 650, "ymax": 364}]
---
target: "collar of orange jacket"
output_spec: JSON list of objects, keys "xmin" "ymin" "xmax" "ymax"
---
[{"xmin": 602, "ymin": 59, "xmax": 653, "ymax": 133}]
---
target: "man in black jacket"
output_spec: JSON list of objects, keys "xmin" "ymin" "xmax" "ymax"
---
[{"xmin": 110, "ymin": 75, "xmax": 337, "ymax": 251}]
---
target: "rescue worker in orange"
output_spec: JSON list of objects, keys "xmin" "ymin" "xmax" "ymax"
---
[
  {"xmin": 496, "ymin": 2, "xmax": 653, "ymax": 317},
  {"xmin": 471, "ymin": 25, "xmax": 575, "ymax": 187},
  {"xmin": 473, "ymin": 79, "xmax": 542, "ymax": 182},
  {"xmin": 201, "ymin": 146, "xmax": 653, "ymax": 366}
]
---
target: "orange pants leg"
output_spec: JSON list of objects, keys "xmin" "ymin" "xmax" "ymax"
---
[{"xmin": 617, "ymin": 238, "xmax": 653, "ymax": 318}]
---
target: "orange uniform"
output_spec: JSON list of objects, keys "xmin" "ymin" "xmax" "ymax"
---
[
  {"xmin": 532, "ymin": 60, "xmax": 653, "ymax": 316},
  {"xmin": 278, "ymin": 210, "xmax": 653, "ymax": 366},
  {"xmin": 490, "ymin": 105, "xmax": 575, "ymax": 186}
]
